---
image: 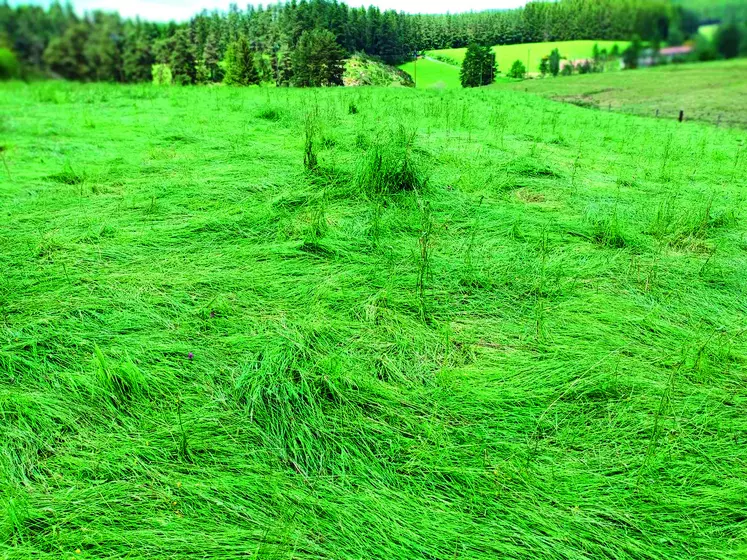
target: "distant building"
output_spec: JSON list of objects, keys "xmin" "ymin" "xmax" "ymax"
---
[{"xmin": 636, "ymin": 46, "xmax": 693, "ymax": 67}]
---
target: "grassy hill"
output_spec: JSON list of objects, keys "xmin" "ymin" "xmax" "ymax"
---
[
  {"xmin": 1, "ymin": 81, "xmax": 746, "ymax": 559},
  {"xmin": 492, "ymin": 59, "xmax": 747, "ymax": 127},
  {"xmin": 344, "ymin": 53, "xmax": 414, "ymax": 87}
]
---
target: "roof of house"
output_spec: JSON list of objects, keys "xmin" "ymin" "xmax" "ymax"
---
[{"xmin": 659, "ymin": 46, "xmax": 693, "ymax": 56}]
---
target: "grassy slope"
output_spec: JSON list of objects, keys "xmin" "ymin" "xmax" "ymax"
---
[
  {"xmin": 399, "ymin": 57, "xmax": 462, "ymax": 88},
  {"xmin": 1, "ymin": 82, "xmax": 746, "ymax": 559},
  {"xmin": 492, "ymin": 59, "xmax": 747, "ymax": 127},
  {"xmin": 432, "ymin": 40, "xmax": 631, "ymax": 74}
]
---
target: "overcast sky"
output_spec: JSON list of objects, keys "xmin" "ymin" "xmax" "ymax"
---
[{"xmin": 15, "ymin": 0, "xmax": 528, "ymax": 22}]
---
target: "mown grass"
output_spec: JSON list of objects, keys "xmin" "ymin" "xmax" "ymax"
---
[
  {"xmin": 495, "ymin": 58, "xmax": 747, "ymax": 127},
  {"xmin": 1, "ymin": 80, "xmax": 746, "ymax": 559}
]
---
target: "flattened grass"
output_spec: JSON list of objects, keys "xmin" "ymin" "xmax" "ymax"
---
[{"xmin": 0, "ymin": 81, "xmax": 746, "ymax": 559}]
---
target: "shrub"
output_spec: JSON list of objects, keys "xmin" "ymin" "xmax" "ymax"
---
[
  {"xmin": 151, "ymin": 64, "xmax": 172, "ymax": 86},
  {"xmin": 508, "ymin": 59, "xmax": 526, "ymax": 79},
  {"xmin": 715, "ymin": 23, "xmax": 742, "ymax": 59},
  {"xmin": 539, "ymin": 56, "xmax": 549, "ymax": 77},
  {"xmin": 430, "ymin": 53, "xmax": 460, "ymax": 66},
  {"xmin": 0, "ymin": 49, "xmax": 20, "ymax": 81}
]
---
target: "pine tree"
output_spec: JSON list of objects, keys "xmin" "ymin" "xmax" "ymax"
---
[
  {"xmin": 122, "ymin": 30, "xmax": 153, "ymax": 83},
  {"xmin": 223, "ymin": 36, "xmax": 259, "ymax": 86},
  {"xmin": 460, "ymin": 43, "xmax": 496, "ymax": 88},
  {"xmin": 275, "ymin": 44, "xmax": 294, "ymax": 87},
  {"xmin": 202, "ymin": 31, "xmax": 220, "ymax": 82},
  {"xmin": 170, "ymin": 28, "xmax": 196, "ymax": 85},
  {"xmin": 548, "ymin": 48, "xmax": 561, "ymax": 76},
  {"xmin": 292, "ymin": 29, "xmax": 345, "ymax": 87}
]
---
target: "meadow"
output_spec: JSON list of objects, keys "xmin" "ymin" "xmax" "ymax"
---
[
  {"xmin": 1, "ymin": 81, "xmax": 746, "ymax": 559},
  {"xmin": 494, "ymin": 58, "xmax": 747, "ymax": 127}
]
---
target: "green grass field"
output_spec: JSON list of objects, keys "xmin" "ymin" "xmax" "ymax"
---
[
  {"xmin": 1, "ymin": 81, "xmax": 746, "ymax": 558},
  {"xmin": 493, "ymin": 59, "xmax": 747, "ymax": 127},
  {"xmin": 431, "ymin": 40, "xmax": 630, "ymax": 75},
  {"xmin": 399, "ymin": 57, "xmax": 462, "ymax": 88},
  {"xmin": 399, "ymin": 58, "xmax": 517, "ymax": 89}
]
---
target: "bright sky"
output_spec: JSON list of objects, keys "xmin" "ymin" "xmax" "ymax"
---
[{"xmin": 16, "ymin": 0, "xmax": 528, "ymax": 22}]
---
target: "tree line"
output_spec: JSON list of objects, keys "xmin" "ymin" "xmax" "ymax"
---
[{"xmin": 0, "ymin": 0, "xmax": 701, "ymax": 85}]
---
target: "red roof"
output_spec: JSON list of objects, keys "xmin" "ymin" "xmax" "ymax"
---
[{"xmin": 659, "ymin": 46, "xmax": 692, "ymax": 56}]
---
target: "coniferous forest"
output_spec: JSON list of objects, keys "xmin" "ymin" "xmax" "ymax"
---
[{"xmin": 1, "ymin": 0, "xmax": 682, "ymax": 84}]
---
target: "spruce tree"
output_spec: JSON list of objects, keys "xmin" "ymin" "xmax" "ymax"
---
[
  {"xmin": 170, "ymin": 28, "xmax": 196, "ymax": 85},
  {"xmin": 223, "ymin": 36, "xmax": 259, "ymax": 86},
  {"xmin": 202, "ymin": 31, "xmax": 220, "ymax": 82},
  {"xmin": 292, "ymin": 29, "xmax": 345, "ymax": 87},
  {"xmin": 548, "ymin": 48, "xmax": 561, "ymax": 77},
  {"xmin": 122, "ymin": 31, "xmax": 153, "ymax": 83},
  {"xmin": 460, "ymin": 43, "xmax": 496, "ymax": 88}
]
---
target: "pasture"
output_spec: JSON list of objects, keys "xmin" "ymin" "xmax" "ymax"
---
[
  {"xmin": 1, "ymin": 81, "xmax": 746, "ymax": 559},
  {"xmin": 493, "ymin": 58, "xmax": 747, "ymax": 127}
]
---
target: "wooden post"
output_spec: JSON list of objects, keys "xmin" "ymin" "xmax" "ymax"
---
[
  {"xmin": 678, "ymin": 110, "xmax": 684, "ymax": 123},
  {"xmin": 655, "ymin": 109, "xmax": 659, "ymax": 118}
]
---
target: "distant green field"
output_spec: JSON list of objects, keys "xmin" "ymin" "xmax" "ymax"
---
[
  {"xmin": 492, "ymin": 59, "xmax": 747, "ymax": 127},
  {"xmin": 399, "ymin": 57, "xmax": 462, "ymax": 88},
  {"xmin": 698, "ymin": 24, "xmax": 719, "ymax": 41},
  {"xmin": 398, "ymin": 57, "xmax": 519, "ymax": 88},
  {"xmin": 431, "ymin": 40, "xmax": 630, "ymax": 75}
]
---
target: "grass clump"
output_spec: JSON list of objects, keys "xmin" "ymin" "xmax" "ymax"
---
[
  {"xmin": 647, "ymin": 193, "xmax": 737, "ymax": 250},
  {"xmin": 46, "ymin": 163, "xmax": 85, "ymax": 185},
  {"xmin": 355, "ymin": 125, "xmax": 426, "ymax": 196},
  {"xmin": 256, "ymin": 105, "xmax": 282, "ymax": 121}
]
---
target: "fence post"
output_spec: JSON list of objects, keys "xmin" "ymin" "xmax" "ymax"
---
[{"xmin": 678, "ymin": 110, "xmax": 684, "ymax": 123}]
